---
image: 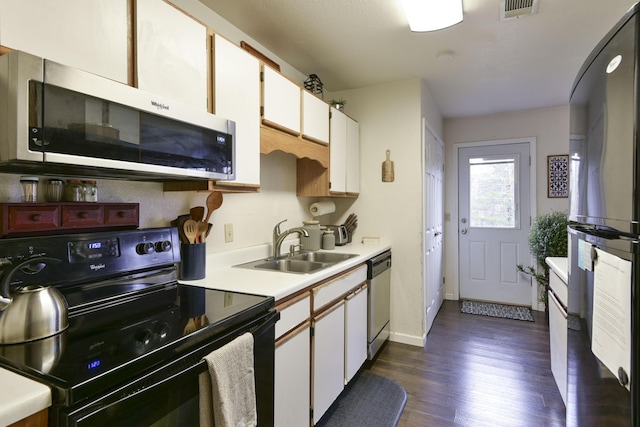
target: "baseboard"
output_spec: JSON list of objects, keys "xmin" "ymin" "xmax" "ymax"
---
[{"xmin": 389, "ymin": 331, "xmax": 425, "ymax": 347}]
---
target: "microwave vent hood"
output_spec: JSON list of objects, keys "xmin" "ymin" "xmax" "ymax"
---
[{"xmin": 0, "ymin": 50, "xmax": 236, "ymax": 182}]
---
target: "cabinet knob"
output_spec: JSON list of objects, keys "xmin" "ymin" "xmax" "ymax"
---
[
  {"xmin": 30, "ymin": 214, "xmax": 42, "ymax": 222},
  {"xmin": 78, "ymin": 211, "xmax": 88, "ymax": 219},
  {"xmin": 117, "ymin": 211, "xmax": 126, "ymax": 218}
]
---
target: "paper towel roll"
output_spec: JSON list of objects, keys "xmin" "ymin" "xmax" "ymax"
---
[{"xmin": 309, "ymin": 201, "xmax": 336, "ymax": 216}]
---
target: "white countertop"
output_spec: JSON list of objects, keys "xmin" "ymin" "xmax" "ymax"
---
[
  {"xmin": 546, "ymin": 257, "xmax": 568, "ymax": 283},
  {"xmin": 180, "ymin": 239, "xmax": 391, "ymax": 302},
  {"xmin": 0, "ymin": 239, "xmax": 390, "ymax": 425},
  {"xmin": 0, "ymin": 368, "xmax": 51, "ymax": 426}
]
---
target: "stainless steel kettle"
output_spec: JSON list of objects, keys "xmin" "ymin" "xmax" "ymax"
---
[{"xmin": 0, "ymin": 257, "xmax": 67, "ymax": 344}]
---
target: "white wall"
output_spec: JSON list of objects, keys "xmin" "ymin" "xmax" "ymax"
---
[
  {"xmin": 332, "ymin": 79, "xmax": 443, "ymax": 346},
  {"xmin": 442, "ymin": 105, "xmax": 570, "ymax": 300}
]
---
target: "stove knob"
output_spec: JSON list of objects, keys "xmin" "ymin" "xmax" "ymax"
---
[
  {"xmin": 156, "ymin": 323, "xmax": 172, "ymax": 340},
  {"xmin": 136, "ymin": 242, "xmax": 155, "ymax": 255},
  {"xmin": 155, "ymin": 240, "xmax": 172, "ymax": 253},
  {"xmin": 136, "ymin": 329, "xmax": 153, "ymax": 346}
]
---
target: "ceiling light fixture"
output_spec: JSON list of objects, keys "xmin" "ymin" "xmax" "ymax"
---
[{"xmin": 401, "ymin": 0, "xmax": 463, "ymax": 32}]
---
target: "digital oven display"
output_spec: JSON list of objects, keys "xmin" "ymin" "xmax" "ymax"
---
[{"xmin": 68, "ymin": 238, "xmax": 120, "ymax": 262}]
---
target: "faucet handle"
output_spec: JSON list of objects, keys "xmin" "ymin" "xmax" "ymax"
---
[{"xmin": 274, "ymin": 219, "xmax": 287, "ymax": 235}]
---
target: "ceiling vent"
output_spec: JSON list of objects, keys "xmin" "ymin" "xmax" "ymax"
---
[{"xmin": 500, "ymin": 0, "xmax": 539, "ymax": 21}]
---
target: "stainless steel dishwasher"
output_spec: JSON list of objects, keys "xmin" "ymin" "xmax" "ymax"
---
[{"xmin": 367, "ymin": 250, "xmax": 392, "ymax": 360}]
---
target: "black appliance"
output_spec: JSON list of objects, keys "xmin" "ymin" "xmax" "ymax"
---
[
  {"xmin": 0, "ymin": 228, "xmax": 277, "ymax": 427},
  {"xmin": 568, "ymin": 3, "xmax": 640, "ymax": 425}
]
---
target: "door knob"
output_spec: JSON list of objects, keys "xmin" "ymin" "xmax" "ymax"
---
[{"xmin": 461, "ymin": 229, "xmax": 468, "ymax": 234}]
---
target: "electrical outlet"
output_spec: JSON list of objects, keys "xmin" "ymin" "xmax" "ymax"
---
[{"xmin": 224, "ymin": 223, "xmax": 233, "ymax": 242}]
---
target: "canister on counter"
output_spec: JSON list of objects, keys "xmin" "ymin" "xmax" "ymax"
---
[
  {"xmin": 322, "ymin": 229, "xmax": 335, "ymax": 250},
  {"xmin": 301, "ymin": 219, "xmax": 321, "ymax": 251}
]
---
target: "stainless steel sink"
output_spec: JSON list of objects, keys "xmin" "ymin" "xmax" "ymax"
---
[
  {"xmin": 234, "ymin": 252, "xmax": 358, "ymax": 274},
  {"xmin": 289, "ymin": 252, "xmax": 357, "ymax": 264}
]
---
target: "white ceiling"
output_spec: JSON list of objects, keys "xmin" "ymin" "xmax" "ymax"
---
[{"xmin": 199, "ymin": 0, "xmax": 638, "ymax": 118}]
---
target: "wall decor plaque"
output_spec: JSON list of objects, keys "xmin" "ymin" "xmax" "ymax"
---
[{"xmin": 547, "ymin": 154, "xmax": 569, "ymax": 198}]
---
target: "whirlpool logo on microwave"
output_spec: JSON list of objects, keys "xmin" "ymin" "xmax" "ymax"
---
[{"xmin": 151, "ymin": 100, "xmax": 170, "ymax": 110}]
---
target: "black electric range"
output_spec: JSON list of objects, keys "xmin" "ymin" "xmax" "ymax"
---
[{"xmin": 0, "ymin": 228, "xmax": 276, "ymax": 426}]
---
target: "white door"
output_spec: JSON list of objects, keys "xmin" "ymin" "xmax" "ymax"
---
[
  {"xmin": 424, "ymin": 124, "xmax": 444, "ymax": 333},
  {"xmin": 458, "ymin": 142, "xmax": 532, "ymax": 306}
]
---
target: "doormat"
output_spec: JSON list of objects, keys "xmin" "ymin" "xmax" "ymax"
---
[
  {"xmin": 315, "ymin": 372, "xmax": 407, "ymax": 427},
  {"xmin": 461, "ymin": 300, "xmax": 534, "ymax": 322}
]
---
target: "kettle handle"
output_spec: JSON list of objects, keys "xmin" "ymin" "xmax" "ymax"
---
[{"xmin": 0, "ymin": 257, "xmax": 62, "ymax": 309}]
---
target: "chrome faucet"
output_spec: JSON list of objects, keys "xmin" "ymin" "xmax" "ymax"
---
[{"xmin": 272, "ymin": 219, "xmax": 309, "ymax": 258}]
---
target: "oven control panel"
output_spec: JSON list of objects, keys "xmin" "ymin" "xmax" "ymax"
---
[
  {"xmin": 0, "ymin": 227, "xmax": 180, "ymax": 286},
  {"xmin": 69, "ymin": 237, "xmax": 120, "ymax": 262}
]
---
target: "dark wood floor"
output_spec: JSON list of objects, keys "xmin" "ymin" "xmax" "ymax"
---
[{"xmin": 366, "ymin": 300, "xmax": 566, "ymax": 427}]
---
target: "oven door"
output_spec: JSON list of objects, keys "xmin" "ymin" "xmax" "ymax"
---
[{"xmin": 56, "ymin": 310, "xmax": 277, "ymax": 427}]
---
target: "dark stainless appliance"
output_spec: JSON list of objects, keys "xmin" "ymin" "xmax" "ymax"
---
[
  {"xmin": 0, "ymin": 228, "xmax": 277, "ymax": 427},
  {"xmin": 0, "ymin": 50, "xmax": 236, "ymax": 181},
  {"xmin": 568, "ymin": 3, "xmax": 640, "ymax": 425},
  {"xmin": 366, "ymin": 250, "xmax": 391, "ymax": 360}
]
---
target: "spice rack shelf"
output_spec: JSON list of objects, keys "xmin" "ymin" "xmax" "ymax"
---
[{"xmin": 0, "ymin": 203, "xmax": 139, "ymax": 237}]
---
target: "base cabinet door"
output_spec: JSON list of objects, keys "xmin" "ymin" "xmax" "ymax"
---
[
  {"xmin": 312, "ymin": 302, "xmax": 345, "ymax": 424},
  {"xmin": 275, "ymin": 324, "xmax": 311, "ymax": 427},
  {"xmin": 345, "ymin": 285, "xmax": 368, "ymax": 384}
]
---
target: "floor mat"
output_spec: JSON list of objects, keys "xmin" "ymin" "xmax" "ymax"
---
[
  {"xmin": 315, "ymin": 371, "xmax": 407, "ymax": 427},
  {"xmin": 461, "ymin": 300, "xmax": 535, "ymax": 322}
]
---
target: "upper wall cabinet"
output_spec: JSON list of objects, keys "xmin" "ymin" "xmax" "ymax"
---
[
  {"xmin": 212, "ymin": 34, "xmax": 261, "ymax": 189},
  {"xmin": 301, "ymin": 91, "xmax": 329, "ymax": 145},
  {"xmin": 0, "ymin": 0, "xmax": 129, "ymax": 84},
  {"xmin": 296, "ymin": 108, "xmax": 359, "ymax": 198},
  {"xmin": 345, "ymin": 115, "xmax": 360, "ymax": 194},
  {"xmin": 136, "ymin": 0, "xmax": 208, "ymax": 111},
  {"xmin": 262, "ymin": 65, "xmax": 301, "ymax": 135}
]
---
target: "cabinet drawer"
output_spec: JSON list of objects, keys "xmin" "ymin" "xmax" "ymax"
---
[
  {"xmin": 62, "ymin": 204, "xmax": 103, "ymax": 227},
  {"xmin": 7, "ymin": 205, "xmax": 60, "ymax": 232},
  {"xmin": 275, "ymin": 293, "xmax": 310, "ymax": 339},
  {"xmin": 549, "ymin": 269, "xmax": 568, "ymax": 307},
  {"xmin": 312, "ymin": 264, "xmax": 366, "ymax": 311},
  {"xmin": 104, "ymin": 204, "xmax": 139, "ymax": 225}
]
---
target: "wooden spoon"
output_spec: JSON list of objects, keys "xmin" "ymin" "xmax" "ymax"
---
[
  {"xmin": 203, "ymin": 191, "xmax": 223, "ymax": 225},
  {"xmin": 190, "ymin": 206, "xmax": 204, "ymax": 222},
  {"xmin": 183, "ymin": 219, "xmax": 198, "ymax": 244}
]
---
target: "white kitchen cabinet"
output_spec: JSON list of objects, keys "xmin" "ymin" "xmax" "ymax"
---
[
  {"xmin": 329, "ymin": 107, "xmax": 360, "ymax": 195},
  {"xmin": 329, "ymin": 108, "xmax": 347, "ymax": 193},
  {"xmin": 136, "ymin": 0, "xmax": 208, "ymax": 110},
  {"xmin": 313, "ymin": 301, "xmax": 345, "ymax": 424},
  {"xmin": 275, "ymin": 323, "xmax": 311, "ymax": 427},
  {"xmin": 262, "ymin": 65, "xmax": 301, "ymax": 135},
  {"xmin": 345, "ymin": 284, "xmax": 368, "ymax": 384},
  {"xmin": 0, "ymin": 0, "xmax": 128, "ymax": 83},
  {"xmin": 212, "ymin": 34, "xmax": 261, "ymax": 188},
  {"xmin": 346, "ymin": 116, "xmax": 360, "ymax": 194},
  {"xmin": 302, "ymin": 91, "xmax": 330, "ymax": 145},
  {"xmin": 548, "ymin": 264, "xmax": 568, "ymax": 406}
]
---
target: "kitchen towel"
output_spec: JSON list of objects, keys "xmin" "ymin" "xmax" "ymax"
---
[
  {"xmin": 199, "ymin": 332, "xmax": 257, "ymax": 427},
  {"xmin": 310, "ymin": 201, "xmax": 336, "ymax": 217}
]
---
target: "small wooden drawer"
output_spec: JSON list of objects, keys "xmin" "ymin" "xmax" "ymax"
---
[
  {"xmin": 7, "ymin": 205, "xmax": 60, "ymax": 232},
  {"xmin": 62, "ymin": 204, "xmax": 104, "ymax": 227},
  {"xmin": 104, "ymin": 204, "xmax": 139, "ymax": 225}
]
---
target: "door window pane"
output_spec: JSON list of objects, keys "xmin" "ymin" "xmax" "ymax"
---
[{"xmin": 469, "ymin": 156, "xmax": 518, "ymax": 228}]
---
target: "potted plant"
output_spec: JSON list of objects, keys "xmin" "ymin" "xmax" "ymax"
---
[
  {"xmin": 329, "ymin": 98, "xmax": 347, "ymax": 111},
  {"xmin": 517, "ymin": 211, "xmax": 569, "ymax": 308}
]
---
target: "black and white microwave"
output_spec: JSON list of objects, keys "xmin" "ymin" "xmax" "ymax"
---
[{"xmin": 0, "ymin": 50, "xmax": 235, "ymax": 181}]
